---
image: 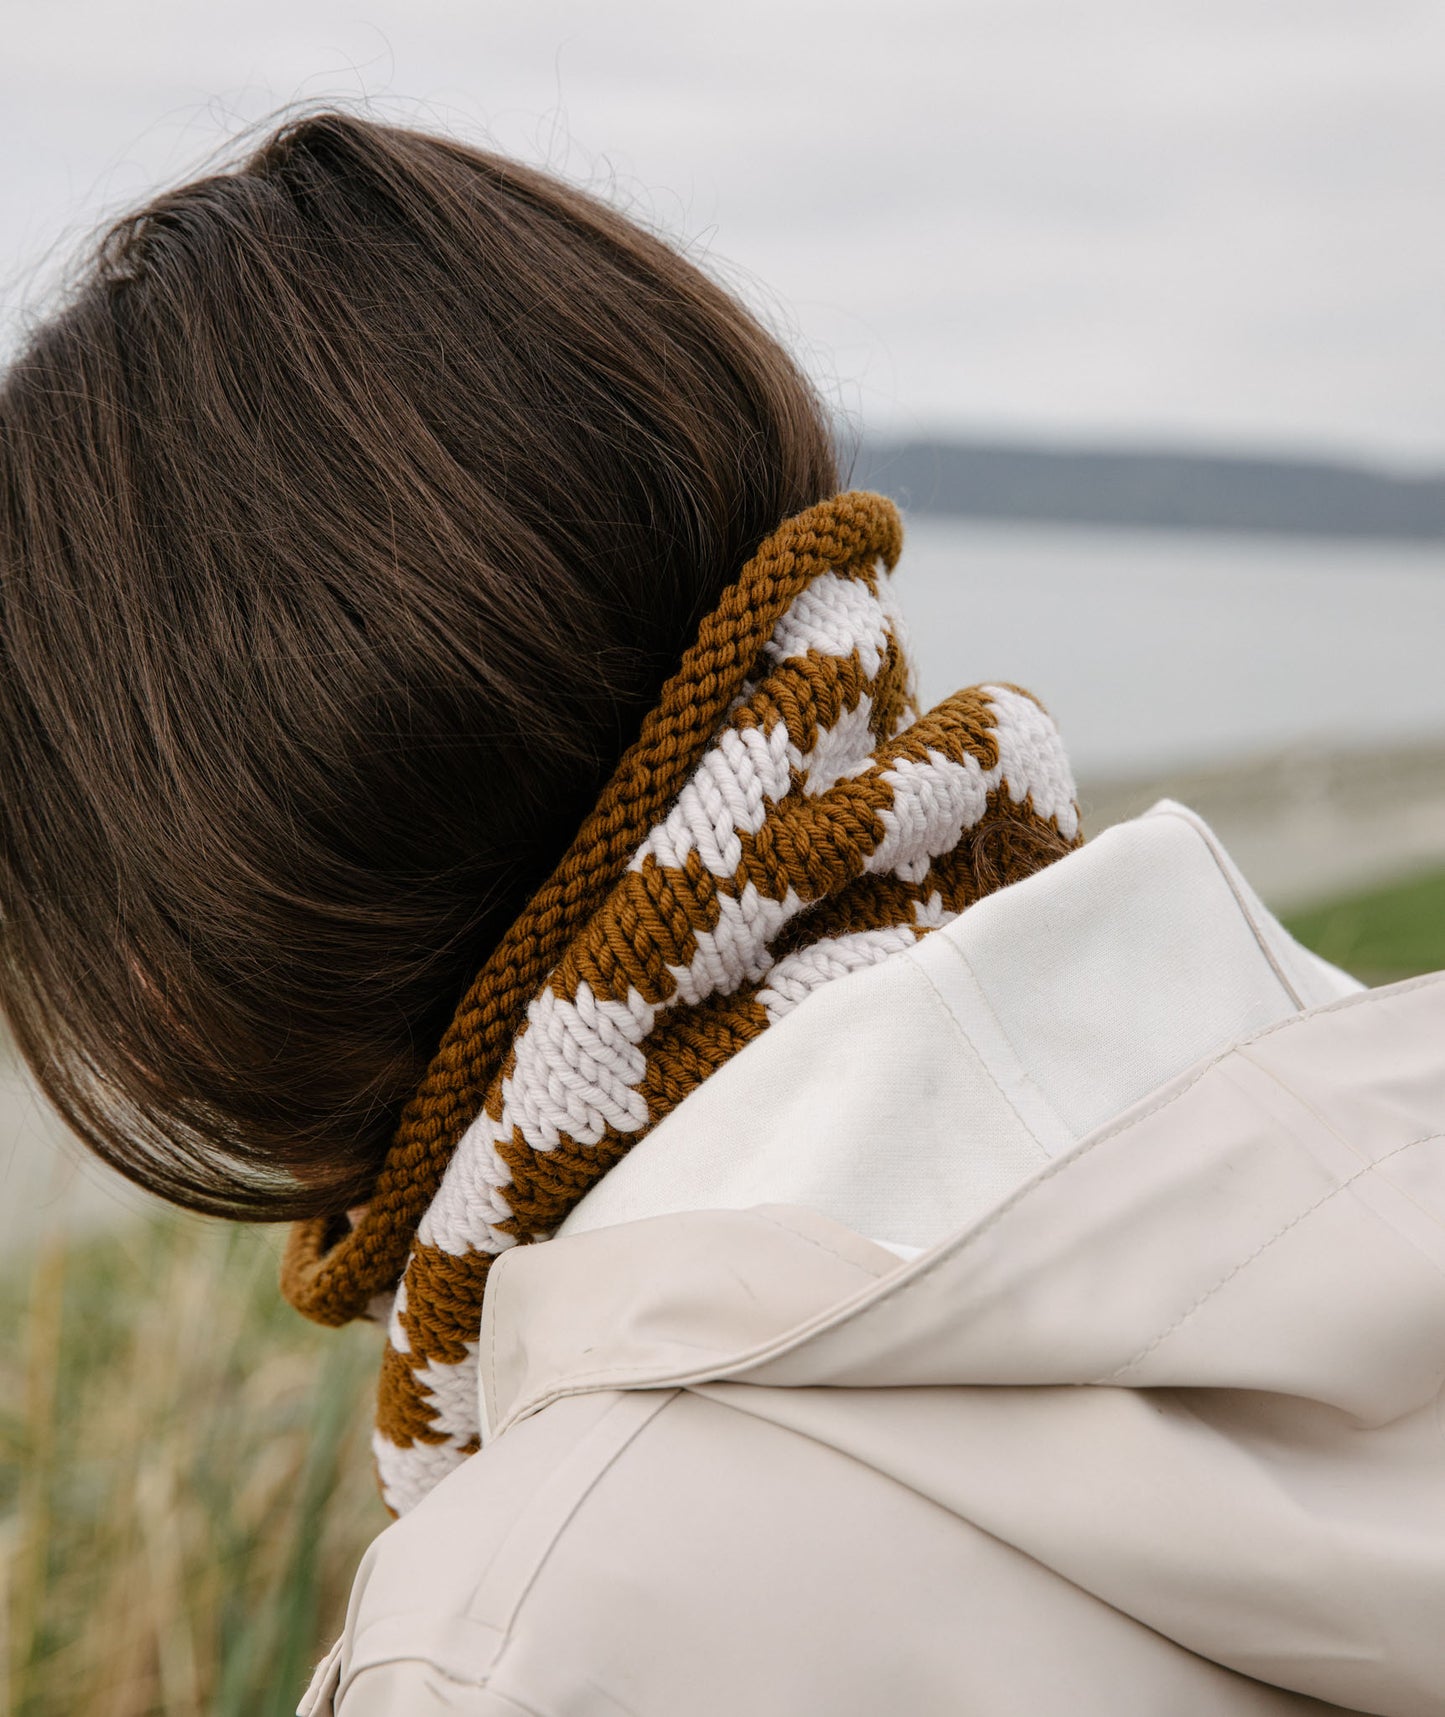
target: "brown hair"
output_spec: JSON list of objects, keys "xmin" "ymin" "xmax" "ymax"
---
[{"xmin": 0, "ymin": 111, "xmax": 839, "ymax": 1221}]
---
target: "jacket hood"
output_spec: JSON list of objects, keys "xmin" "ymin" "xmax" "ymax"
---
[
  {"xmin": 481, "ymin": 970, "xmax": 1445, "ymax": 1714},
  {"xmin": 484, "ymin": 969, "xmax": 1445, "ymax": 1425}
]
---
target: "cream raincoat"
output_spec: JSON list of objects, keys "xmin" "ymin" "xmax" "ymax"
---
[{"xmin": 303, "ymin": 805, "xmax": 1445, "ymax": 1716}]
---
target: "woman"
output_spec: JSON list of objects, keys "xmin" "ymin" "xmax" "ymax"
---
[{"xmin": 1, "ymin": 113, "xmax": 1441, "ymax": 1716}]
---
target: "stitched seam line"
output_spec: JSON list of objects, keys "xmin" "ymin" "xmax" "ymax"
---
[
  {"xmin": 501, "ymin": 1032, "xmax": 1289, "ymax": 1401},
  {"xmin": 341, "ymin": 1659, "xmax": 549, "ymax": 1715},
  {"xmin": 483, "ymin": 1246, "xmax": 508, "ymax": 1440},
  {"xmin": 689, "ymin": 1384, "xmax": 1014, "ymax": 1533},
  {"xmin": 683, "ymin": 1385, "xmax": 1265, "ymax": 1671},
  {"xmin": 489, "ymin": 1212, "xmax": 885, "ymax": 1436},
  {"xmin": 743, "ymin": 1208, "xmax": 898, "ymax": 1277},
  {"xmin": 1101, "ymin": 1130, "xmax": 1445, "ymax": 1383},
  {"xmin": 334, "ymin": 1407, "xmax": 665, "ymax": 1703},
  {"xmin": 481, "ymin": 1391, "xmax": 677, "ymax": 1679},
  {"xmin": 502, "ymin": 973, "xmax": 1445, "ymax": 1412},
  {"xmin": 1147, "ymin": 804, "xmax": 1306, "ymax": 1009},
  {"xmin": 904, "ymin": 937, "xmax": 1058, "ymax": 1159},
  {"xmin": 835, "ymin": 970, "xmax": 1445, "ymax": 1325},
  {"xmin": 1235, "ymin": 1044, "xmax": 1445, "ymax": 1236}
]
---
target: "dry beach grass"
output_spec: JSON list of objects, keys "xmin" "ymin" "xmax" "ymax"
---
[
  {"xmin": 0, "ymin": 852, "xmax": 1442, "ymax": 1715},
  {"xmin": 0, "ymin": 1221, "xmax": 386, "ymax": 1717}
]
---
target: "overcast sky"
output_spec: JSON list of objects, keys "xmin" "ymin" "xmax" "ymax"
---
[{"xmin": 3, "ymin": 0, "xmax": 1443, "ymax": 465}]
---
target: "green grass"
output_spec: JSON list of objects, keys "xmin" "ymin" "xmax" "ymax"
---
[
  {"xmin": 0, "ymin": 1219, "xmax": 387, "ymax": 1717},
  {"xmin": 1284, "ymin": 865, "xmax": 1445, "ymax": 986}
]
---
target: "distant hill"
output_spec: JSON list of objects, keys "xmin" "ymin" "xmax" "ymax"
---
[{"xmin": 849, "ymin": 439, "xmax": 1445, "ymax": 539}]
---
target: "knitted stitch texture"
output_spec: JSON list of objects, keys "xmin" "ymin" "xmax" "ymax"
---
[{"xmin": 281, "ymin": 491, "xmax": 1082, "ymax": 1515}]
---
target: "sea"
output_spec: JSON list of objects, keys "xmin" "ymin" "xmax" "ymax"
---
[{"xmin": 899, "ymin": 519, "xmax": 1445, "ymax": 777}]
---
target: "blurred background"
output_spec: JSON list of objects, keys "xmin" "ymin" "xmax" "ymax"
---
[{"xmin": 2, "ymin": 3, "xmax": 1442, "ymax": 1711}]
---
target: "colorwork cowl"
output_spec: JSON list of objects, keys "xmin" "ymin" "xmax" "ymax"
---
[{"xmin": 281, "ymin": 490, "xmax": 1082, "ymax": 1515}]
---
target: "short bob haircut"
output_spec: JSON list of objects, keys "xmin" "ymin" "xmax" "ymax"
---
[{"xmin": 0, "ymin": 112, "xmax": 840, "ymax": 1221}]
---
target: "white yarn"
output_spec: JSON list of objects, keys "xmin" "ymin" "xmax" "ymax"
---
[
  {"xmin": 757, "ymin": 923, "xmax": 929, "ymax": 1023},
  {"xmin": 666, "ymin": 883, "xmax": 805, "ymax": 1008},
  {"xmin": 416, "ymin": 1108, "xmax": 518, "ymax": 1256},
  {"xmin": 409, "ymin": 1348, "xmax": 483, "ymax": 1440},
  {"xmin": 373, "ymin": 1429, "xmax": 468, "ymax": 1520},
  {"xmin": 877, "ymin": 571, "xmax": 920, "ymax": 710},
  {"xmin": 376, "ymin": 563, "xmax": 1079, "ymax": 1516},
  {"xmin": 799, "ymin": 695, "xmax": 878, "ymax": 795},
  {"xmin": 984, "ymin": 684, "xmax": 1081, "ymax": 841},
  {"xmin": 866, "ymin": 748, "xmax": 994, "ymax": 884},
  {"xmin": 634, "ymin": 722, "xmax": 794, "ymax": 878},
  {"xmin": 765, "ymin": 570, "xmax": 891, "ymax": 678}
]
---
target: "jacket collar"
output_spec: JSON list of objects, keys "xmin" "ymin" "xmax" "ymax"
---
[
  {"xmin": 482, "ymin": 964, "xmax": 1445, "ymax": 1441},
  {"xmin": 555, "ymin": 802, "xmax": 1359, "ymax": 1256}
]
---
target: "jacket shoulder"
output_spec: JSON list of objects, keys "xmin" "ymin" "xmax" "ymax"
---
[
  {"xmin": 312, "ymin": 1656, "xmax": 539, "ymax": 1716},
  {"xmin": 311, "ymin": 1374, "xmax": 1305, "ymax": 1717},
  {"xmin": 313, "ymin": 1389, "xmax": 667, "ymax": 1716}
]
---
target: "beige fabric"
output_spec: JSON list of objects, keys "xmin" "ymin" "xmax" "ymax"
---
[
  {"xmin": 555, "ymin": 800, "xmax": 1360, "ymax": 1254},
  {"xmin": 302, "ymin": 856, "xmax": 1445, "ymax": 1715}
]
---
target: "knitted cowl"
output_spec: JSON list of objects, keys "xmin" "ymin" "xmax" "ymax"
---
[{"xmin": 282, "ymin": 491, "xmax": 1082, "ymax": 1516}]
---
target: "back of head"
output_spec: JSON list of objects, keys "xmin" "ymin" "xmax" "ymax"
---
[{"xmin": 0, "ymin": 111, "xmax": 839, "ymax": 1220}]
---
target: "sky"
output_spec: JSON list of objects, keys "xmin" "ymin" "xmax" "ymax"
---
[{"xmin": 2, "ymin": 0, "xmax": 1443, "ymax": 466}]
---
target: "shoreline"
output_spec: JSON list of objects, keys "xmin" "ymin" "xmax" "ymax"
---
[{"xmin": 1078, "ymin": 735, "xmax": 1445, "ymax": 911}]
